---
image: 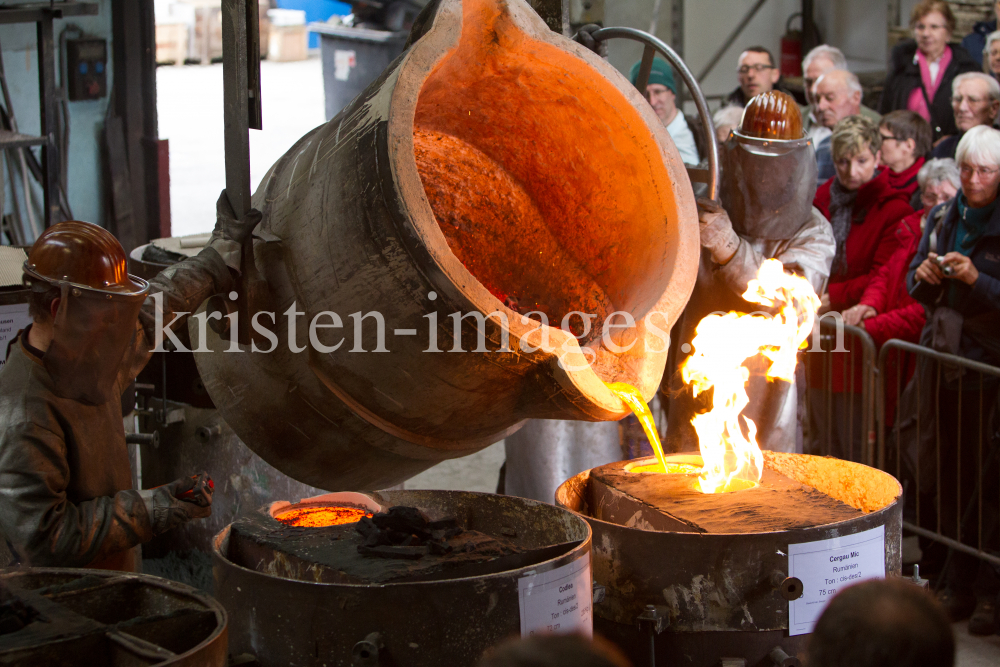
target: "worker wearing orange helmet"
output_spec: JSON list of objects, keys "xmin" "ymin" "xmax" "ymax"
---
[
  {"xmin": 0, "ymin": 193, "xmax": 259, "ymax": 571},
  {"xmin": 666, "ymin": 91, "xmax": 835, "ymax": 455}
]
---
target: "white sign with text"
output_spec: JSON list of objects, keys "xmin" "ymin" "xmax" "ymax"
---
[
  {"xmin": 788, "ymin": 525, "xmax": 886, "ymax": 636},
  {"xmin": 0, "ymin": 303, "xmax": 30, "ymax": 370},
  {"xmin": 518, "ymin": 552, "xmax": 592, "ymax": 638}
]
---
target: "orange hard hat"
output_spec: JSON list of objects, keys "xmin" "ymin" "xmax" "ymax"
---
[
  {"xmin": 739, "ymin": 91, "xmax": 804, "ymax": 141},
  {"xmin": 23, "ymin": 220, "xmax": 148, "ymax": 296}
]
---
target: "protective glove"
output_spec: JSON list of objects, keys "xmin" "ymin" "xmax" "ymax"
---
[
  {"xmin": 572, "ymin": 24, "xmax": 606, "ymax": 57},
  {"xmin": 208, "ymin": 190, "xmax": 263, "ymax": 274},
  {"xmin": 697, "ymin": 197, "xmax": 741, "ymax": 266},
  {"xmin": 138, "ymin": 472, "xmax": 213, "ymax": 536}
]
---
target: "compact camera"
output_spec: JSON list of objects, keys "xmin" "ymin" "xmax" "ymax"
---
[{"xmin": 934, "ymin": 256, "xmax": 955, "ymax": 276}]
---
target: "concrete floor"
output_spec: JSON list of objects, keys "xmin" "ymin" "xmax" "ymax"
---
[
  {"xmin": 954, "ymin": 621, "xmax": 1000, "ymax": 667},
  {"xmin": 402, "ymin": 441, "xmax": 506, "ymax": 493},
  {"xmin": 158, "ymin": 56, "xmax": 327, "ymax": 237},
  {"xmin": 158, "ymin": 58, "xmax": 1000, "ymax": 665}
]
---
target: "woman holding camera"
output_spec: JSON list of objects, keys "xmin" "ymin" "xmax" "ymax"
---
[{"xmin": 908, "ymin": 124, "xmax": 1000, "ymax": 634}]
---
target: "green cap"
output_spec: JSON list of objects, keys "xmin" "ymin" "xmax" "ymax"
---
[{"xmin": 629, "ymin": 57, "xmax": 676, "ymax": 95}]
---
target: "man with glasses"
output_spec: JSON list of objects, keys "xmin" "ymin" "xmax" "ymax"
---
[
  {"xmin": 726, "ymin": 46, "xmax": 787, "ymax": 108},
  {"xmin": 629, "ymin": 57, "xmax": 699, "ymax": 165},
  {"xmin": 930, "ymin": 72, "xmax": 1000, "ymax": 160},
  {"xmin": 801, "ymin": 45, "xmax": 881, "ymax": 146},
  {"xmin": 812, "ymin": 70, "xmax": 879, "ymax": 185}
]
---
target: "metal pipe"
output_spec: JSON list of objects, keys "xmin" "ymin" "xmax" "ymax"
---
[
  {"xmin": 879, "ymin": 339, "xmax": 1000, "ymax": 379},
  {"xmin": 591, "ymin": 26, "xmax": 719, "ymax": 200},
  {"xmin": 634, "ymin": 46, "xmax": 656, "ymax": 97},
  {"xmin": 903, "ymin": 522, "xmax": 1000, "ymax": 568}
]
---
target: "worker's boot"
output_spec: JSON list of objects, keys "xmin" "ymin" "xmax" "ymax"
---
[{"xmin": 968, "ymin": 597, "xmax": 998, "ymax": 636}]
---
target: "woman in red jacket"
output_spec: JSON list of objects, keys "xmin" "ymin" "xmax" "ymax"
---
[
  {"xmin": 809, "ymin": 116, "xmax": 914, "ymax": 461},
  {"xmin": 879, "ymin": 110, "xmax": 932, "ymax": 206},
  {"xmin": 814, "ymin": 116, "xmax": 916, "ymax": 311},
  {"xmin": 842, "ymin": 158, "xmax": 960, "ymax": 424}
]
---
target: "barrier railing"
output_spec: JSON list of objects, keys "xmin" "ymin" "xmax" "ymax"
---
[
  {"xmin": 876, "ymin": 339, "xmax": 1000, "ymax": 567},
  {"xmin": 803, "ymin": 318, "xmax": 878, "ymax": 466}
]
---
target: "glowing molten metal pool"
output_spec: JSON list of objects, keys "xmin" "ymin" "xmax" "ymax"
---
[{"xmin": 274, "ymin": 506, "xmax": 374, "ymax": 528}]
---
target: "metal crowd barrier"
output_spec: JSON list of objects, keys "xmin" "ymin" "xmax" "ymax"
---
[
  {"xmin": 803, "ymin": 317, "xmax": 878, "ymax": 466},
  {"xmin": 876, "ymin": 340, "xmax": 1000, "ymax": 567}
]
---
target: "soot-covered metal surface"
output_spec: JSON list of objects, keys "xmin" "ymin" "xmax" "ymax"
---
[
  {"xmin": 0, "ymin": 568, "xmax": 227, "ymax": 666},
  {"xmin": 214, "ymin": 489, "xmax": 592, "ymax": 666},
  {"xmin": 556, "ymin": 452, "xmax": 903, "ymax": 667}
]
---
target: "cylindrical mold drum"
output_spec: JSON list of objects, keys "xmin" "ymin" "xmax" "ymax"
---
[
  {"xmin": 556, "ymin": 453, "xmax": 903, "ymax": 667},
  {"xmin": 0, "ymin": 567, "xmax": 227, "ymax": 666},
  {"xmin": 213, "ymin": 489, "xmax": 592, "ymax": 666}
]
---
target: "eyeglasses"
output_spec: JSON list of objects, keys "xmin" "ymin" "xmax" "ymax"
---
[
  {"xmin": 914, "ymin": 22, "xmax": 948, "ymax": 32},
  {"xmin": 959, "ymin": 164, "xmax": 1000, "ymax": 178},
  {"xmin": 738, "ymin": 64, "xmax": 775, "ymax": 75},
  {"xmin": 921, "ymin": 191, "xmax": 953, "ymax": 206},
  {"xmin": 952, "ymin": 95, "xmax": 989, "ymax": 105}
]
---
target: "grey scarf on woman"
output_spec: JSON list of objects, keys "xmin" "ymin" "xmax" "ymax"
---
[{"xmin": 828, "ymin": 178, "xmax": 857, "ymax": 276}]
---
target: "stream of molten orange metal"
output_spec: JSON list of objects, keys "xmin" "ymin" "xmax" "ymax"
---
[{"xmin": 606, "ymin": 383, "xmax": 669, "ymax": 471}]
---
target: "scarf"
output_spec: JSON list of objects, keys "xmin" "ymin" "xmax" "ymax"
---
[
  {"xmin": 906, "ymin": 46, "xmax": 952, "ymax": 122},
  {"xmin": 887, "ymin": 156, "xmax": 925, "ymax": 197},
  {"xmin": 948, "ymin": 194, "xmax": 997, "ymax": 307},
  {"xmin": 828, "ymin": 177, "xmax": 859, "ymax": 275}
]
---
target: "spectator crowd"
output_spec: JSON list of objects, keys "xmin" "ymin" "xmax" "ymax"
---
[{"xmin": 623, "ymin": 0, "xmax": 1000, "ymax": 640}]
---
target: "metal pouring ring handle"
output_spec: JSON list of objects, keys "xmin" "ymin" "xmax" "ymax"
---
[{"xmin": 590, "ymin": 26, "xmax": 720, "ymax": 201}]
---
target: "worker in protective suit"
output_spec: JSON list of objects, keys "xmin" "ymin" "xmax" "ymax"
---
[
  {"xmin": 665, "ymin": 91, "xmax": 836, "ymax": 454},
  {"xmin": 0, "ymin": 193, "xmax": 259, "ymax": 571}
]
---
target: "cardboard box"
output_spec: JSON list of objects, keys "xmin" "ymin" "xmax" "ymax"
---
[
  {"xmin": 268, "ymin": 24, "xmax": 308, "ymax": 62},
  {"xmin": 155, "ymin": 23, "xmax": 189, "ymax": 65}
]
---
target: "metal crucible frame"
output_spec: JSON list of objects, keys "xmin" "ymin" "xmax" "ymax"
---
[{"xmin": 590, "ymin": 26, "xmax": 720, "ymax": 201}]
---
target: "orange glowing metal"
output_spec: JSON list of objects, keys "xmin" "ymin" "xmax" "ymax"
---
[
  {"xmin": 629, "ymin": 462, "xmax": 701, "ymax": 474},
  {"xmin": 607, "ymin": 383, "xmax": 668, "ymax": 472},
  {"xmin": 275, "ymin": 506, "xmax": 373, "ymax": 528},
  {"xmin": 681, "ymin": 259, "xmax": 820, "ymax": 494}
]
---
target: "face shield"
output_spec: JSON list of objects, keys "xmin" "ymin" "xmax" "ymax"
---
[
  {"xmin": 26, "ymin": 270, "xmax": 149, "ymax": 406},
  {"xmin": 719, "ymin": 130, "xmax": 818, "ymax": 241}
]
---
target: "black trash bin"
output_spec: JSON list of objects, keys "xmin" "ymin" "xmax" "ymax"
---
[{"xmin": 310, "ymin": 23, "xmax": 408, "ymax": 120}]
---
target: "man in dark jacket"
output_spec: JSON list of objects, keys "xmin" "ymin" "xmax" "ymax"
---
[
  {"xmin": 0, "ymin": 192, "xmax": 259, "ymax": 572},
  {"xmin": 726, "ymin": 46, "xmax": 791, "ymax": 108},
  {"xmin": 879, "ymin": 38, "xmax": 979, "ymax": 141},
  {"xmin": 960, "ymin": 1, "xmax": 1000, "ymax": 69},
  {"xmin": 929, "ymin": 72, "xmax": 1000, "ymax": 160}
]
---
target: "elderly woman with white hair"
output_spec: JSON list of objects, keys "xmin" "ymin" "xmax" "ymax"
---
[{"xmin": 907, "ymin": 125, "xmax": 1000, "ymax": 635}]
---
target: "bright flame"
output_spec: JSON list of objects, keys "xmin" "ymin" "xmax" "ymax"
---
[{"xmin": 681, "ymin": 259, "xmax": 820, "ymax": 494}]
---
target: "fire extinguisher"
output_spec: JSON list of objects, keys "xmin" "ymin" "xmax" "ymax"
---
[{"xmin": 781, "ymin": 13, "xmax": 803, "ymax": 78}]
